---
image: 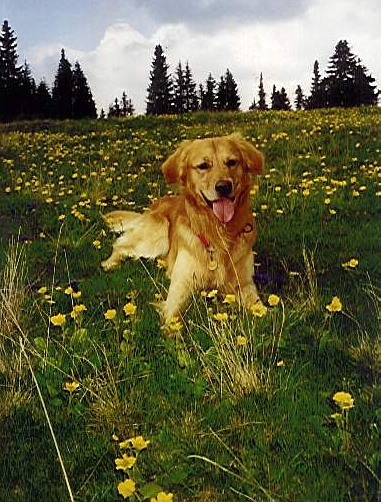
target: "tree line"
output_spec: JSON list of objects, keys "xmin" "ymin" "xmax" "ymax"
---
[{"xmin": 0, "ymin": 18, "xmax": 379, "ymax": 122}]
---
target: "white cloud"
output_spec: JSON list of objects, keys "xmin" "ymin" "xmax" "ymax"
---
[{"xmin": 26, "ymin": 0, "xmax": 381, "ymax": 115}]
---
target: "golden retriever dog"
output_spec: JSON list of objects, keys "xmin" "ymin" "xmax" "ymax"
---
[{"xmin": 101, "ymin": 133, "xmax": 264, "ymax": 320}]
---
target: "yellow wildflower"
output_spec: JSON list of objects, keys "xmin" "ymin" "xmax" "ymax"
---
[
  {"xmin": 104, "ymin": 309, "xmax": 117, "ymax": 320},
  {"xmin": 206, "ymin": 289, "xmax": 218, "ymax": 299},
  {"xmin": 123, "ymin": 303, "xmax": 137, "ymax": 316},
  {"xmin": 277, "ymin": 360, "xmax": 285, "ymax": 367},
  {"xmin": 117, "ymin": 478, "xmax": 136, "ymax": 499},
  {"xmin": 166, "ymin": 317, "xmax": 183, "ymax": 331},
  {"xmin": 70, "ymin": 304, "xmax": 87, "ymax": 318},
  {"xmin": 213, "ymin": 312, "xmax": 229, "ymax": 322},
  {"xmin": 236, "ymin": 335, "xmax": 248, "ymax": 346},
  {"xmin": 150, "ymin": 493, "xmax": 174, "ymax": 502},
  {"xmin": 342, "ymin": 258, "xmax": 358, "ymax": 269},
  {"xmin": 268, "ymin": 294, "xmax": 280, "ymax": 307},
  {"xmin": 115, "ymin": 454, "xmax": 136, "ymax": 472},
  {"xmin": 93, "ymin": 239, "xmax": 101, "ymax": 249},
  {"xmin": 63, "ymin": 381, "xmax": 80, "ymax": 393},
  {"xmin": 250, "ymin": 302, "xmax": 267, "ymax": 317},
  {"xmin": 50, "ymin": 313, "xmax": 66, "ymax": 327},
  {"xmin": 157, "ymin": 259, "xmax": 167, "ymax": 269},
  {"xmin": 333, "ymin": 391, "xmax": 354, "ymax": 410},
  {"xmin": 64, "ymin": 286, "xmax": 74, "ymax": 295},
  {"xmin": 223, "ymin": 294, "xmax": 236, "ymax": 304},
  {"xmin": 326, "ymin": 296, "xmax": 342, "ymax": 313},
  {"xmin": 37, "ymin": 286, "xmax": 48, "ymax": 295},
  {"xmin": 119, "ymin": 435, "xmax": 150, "ymax": 451}
]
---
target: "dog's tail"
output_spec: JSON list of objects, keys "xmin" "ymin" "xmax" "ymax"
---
[{"xmin": 102, "ymin": 210, "xmax": 141, "ymax": 233}]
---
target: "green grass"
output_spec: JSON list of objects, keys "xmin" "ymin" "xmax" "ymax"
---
[{"xmin": 0, "ymin": 108, "xmax": 381, "ymax": 501}]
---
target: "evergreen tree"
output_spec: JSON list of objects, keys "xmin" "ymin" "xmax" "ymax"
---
[
  {"xmin": 52, "ymin": 49, "xmax": 73, "ymax": 119},
  {"xmin": 0, "ymin": 20, "xmax": 23, "ymax": 121},
  {"xmin": 258, "ymin": 72, "xmax": 267, "ymax": 110},
  {"xmin": 324, "ymin": 40, "xmax": 378, "ymax": 107},
  {"xmin": 271, "ymin": 85, "xmax": 291, "ymax": 110},
  {"xmin": 173, "ymin": 61, "xmax": 186, "ymax": 113},
  {"xmin": 294, "ymin": 85, "xmax": 305, "ymax": 110},
  {"xmin": 307, "ymin": 60, "xmax": 326, "ymax": 109},
  {"xmin": 184, "ymin": 61, "xmax": 198, "ymax": 112},
  {"xmin": 146, "ymin": 44, "xmax": 173, "ymax": 115},
  {"xmin": 121, "ymin": 91, "xmax": 134, "ymax": 116},
  {"xmin": 35, "ymin": 80, "xmax": 53, "ymax": 119},
  {"xmin": 99, "ymin": 108, "xmax": 106, "ymax": 119},
  {"xmin": 216, "ymin": 75, "xmax": 227, "ymax": 111},
  {"xmin": 225, "ymin": 69, "xmax": 240, "ymax": 111},
  {"xmin": 202, "ymin": 74, "xmax": 217, "ymax": 111},
  {"xmin": 108, "ymin": 98, "xmax": 121, "ymax": 118},
  {"xmin": 20, "ymin": 60, "xmax": 36, "ymax": 117},
  {"xmin": 72, "ymin": 61, "xmax": 97, "ymax": 119}
]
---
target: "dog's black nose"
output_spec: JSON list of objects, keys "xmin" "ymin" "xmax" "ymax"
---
[{"xmin": 215, "ymin": 180, "xmax": 233, "ymax": 197}]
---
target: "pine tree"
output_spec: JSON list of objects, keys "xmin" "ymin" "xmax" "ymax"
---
[
  {"xmin": 121, "ymin": 91, "xmax": 134, "ymax": 116},
  {"xmin": 216, "ymin": 75, "xmax": 227, "ymax": 111},
  {"xmin": 20, "ymin": 60, "xmax": 36, "ymax": 117},
  {"xmin": 108, "ymin": 98, "xmax": 121, "ymax": 118},
  {"xmin": 258, "ymin": 72, "xmax": 267, "ymax": 110},
  {"xmin": 0, "ymin": 20, "xmax": 23, "ymax": 121},
  {"xmin": 294, "ymin": 85, "xmax": 305, "ymax": 110},
  {"xmin": 72, "ymin": 61, "xmax": 97, "ymax": 119},
  {"xmin": 173, "ymin": 61, "xmax": 186, "ymax": 114},
  {"xmin": 271, "ymin": 85, "xmax": 291, "ymax": 110},
  {"xmin": 184, "ymin": 62, "xmax": 198, "ymax": 112},
  {"xmin": 146, "ymin": 45, "xmax": 173, "ymax": 115},
  {"xmin": 324, "ymin": 40, "xmax": 378, "ymax": 107},
  {"xmin": 52, "ymin": 49, "xmax": 73, "ymax": 119},
  {"xmin": 307, "ymin": 60, "xmax": 326, "ymax": 109},
  {"xmin": 202, "ymin": 74, "xmax": 217, "ymax": 111},
  {"xmin": 224, "ymin": 69, "xmax": 240, "ymax": 111},
  {"xmin": 35, "ymin": 80, "xmax": 53, "ymax": 119}
]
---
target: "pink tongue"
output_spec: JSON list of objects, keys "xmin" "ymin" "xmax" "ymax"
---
[{"xmin": 212, "ymin": 198, "xmax": 235, "ymax": 223}]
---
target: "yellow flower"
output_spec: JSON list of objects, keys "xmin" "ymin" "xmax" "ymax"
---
[
  {"xmin": 326, "ymin": 296, "xmax": 342, "ymax": 313},
  {"xmin": 115, "ymin": 454, "xmax": 136, "ymax": 472},
  {"xmin": 72, "ymin": 291, "xmax": 82, "ymax": 299},
  {"xmin": 333, "ymin": 391, "xmax": 354, "ymax": 410},
  {"xmin": 250, "ymin": 302, "xmax": 267, "ymax": 317},
  {"xmin": 166, "ymin": 317, "xmax": 183, "ymax": 331},
  {"xmin": 150, "ymin": 492, "xmax": 174, "ymax": 502},
  {"xmin": 64, "ymin": 381, "xmax": 80, "ymax": 393},
  {"xmin": 236, "ymin": 335, "xmax": 248, "ymax": 346},
  {"xmin": 206, "ymin": 289, "xmax": 218, "ymax": 299},
  {"xmin": 276, "ymin": 360, "xmax": 285, "ymax": 367},
  {"xmin": 104, "ymin": 309, "xmax": 117, "ymax": 320},
  {"xmin": 37, "ymin": 286, "xmax": 48, "ymax": 295},
  {"xmin": 213, "ymin": 312, "xmax": 229, "ymax": 322},
  {"xmin": 157, "ymin": 259, "xmax": 167, "ymax": 269},
  {"xmin": 342, "ymin": 258, "xmax": 358, "ymax": 269},
  {"xmin": 117, "ymin": 478, "xmax": 136, "ymax": 499},
  {"xmin": 64, "ymin": 286, "xmax": 74, "ymax": 295},
  {"xmin": 50, "ymin": 313, "xmax": 66, "ymax": 327},
  {"xmin": 119, "ymin": 435, "xmax": 150, "ymax": 451},
  {"xmin": 93, "ymin": 239, "xmax": 101, "ymax": 249},
  {"xmin": 70, "ymin": 304, "xmax": 87, "ymax": 318},
  {"xmin": 268, "ymin": 294, "xmax": 280, "ymax": 307},
  {"xmin": 123, "ymin": 303, "xmax": 137, "ymax": 316},
  {"xmin": 223, "ymin": 294, "xmax": 236, "ymax": 304}
]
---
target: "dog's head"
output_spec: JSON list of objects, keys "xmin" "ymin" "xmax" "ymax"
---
[{"xmin": 162, "ymin": 133, "xmax": 264, "ymax": 223}]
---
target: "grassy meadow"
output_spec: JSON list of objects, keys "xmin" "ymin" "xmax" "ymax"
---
[{"xmin": 0, "ymin": 108, "xmax": 381, "ymax": 501}]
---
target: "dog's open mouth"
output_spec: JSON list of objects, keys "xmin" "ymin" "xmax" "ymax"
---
[{"xmin": 201, "ymin": 192, "xmax": 235, "ymax": 223}]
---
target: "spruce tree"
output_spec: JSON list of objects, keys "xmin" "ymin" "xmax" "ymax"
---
[
  {"xmin": 121, "ymin": 91, "xmax": 134, "ymax": 116},
  {"xmin": 72, "ymin": 61, "xmax": 97, "ymax": 119},
  {"xmin": 271, "ymin": 85, "xmax": 291, "ymax": 110},
  {"xmin": 294, "ymin": 85, "xmax": 305, "ymax": 110},
  {"xmin": 258, "ymin": 72, "xmax": 267, "ymax": 110},
  {"xmin": 0, "ymin": 20, "xmax": 22, "ymax": 121},
  {"xmin": 52, "ymin": 49, "xmax": 73, "ymax": 119},
  {"xmin": 173, "ymin": 61, "xmax": 186, "ymax": 114},
  {"xmin": 216, "ymin": 75, "xmax": 227, "ymax": 111},
  {"xmin": 146, "ymin": 44, "xmax": 173, "ymax": 115},
  {"xmin": 35, "ymin": 80, "xmax": 53, "ymax": 119},
  {"xmin": 20, "ymin": 61, "xmax": 36, "ymax": 117},
  {"xmin": 224, "ymin": 69, "xmax": 240, "ymax": 111},
  {"xmin": 202, "ymin": 74, "xmax": 217, "ymax": 111},
  {"xmin": 308, "ymin": 60, "xmax": 326, "ymax": 109},
  {"xmin": 184, "ymin": 62, "xmax": 198, "ymax": 112}
]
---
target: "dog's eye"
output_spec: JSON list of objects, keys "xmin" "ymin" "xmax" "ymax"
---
[
  {"xmin": 197, "ymin": 162, "xmax": 210, "ymax": 171},
  {"xmin": 226, "ymin": 159, "xmax": 237, "ymax": 168}
]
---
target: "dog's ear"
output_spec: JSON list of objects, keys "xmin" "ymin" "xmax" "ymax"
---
[
  {"xmin": 162, "ymin": 140, "xmax": 192, "ymax": 183},
  {"xmin": 229, "ymin": 133, "xmax": 264, "ymax": 175}
]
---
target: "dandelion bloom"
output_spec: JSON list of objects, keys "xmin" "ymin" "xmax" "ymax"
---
[
  {"xmin": 213, "ymin": 312, "xmax": 229, "ymax": 322},
  {"xmin": 119, "ymin": 435, "xmax": 150, "ymax": 451},
  {"xmin": 150, "ymin": 493, "xmax": 174, "ymax": 502},
  {"xmin": 115, "ymin": 454, "xmax": 136, "ymax": 472},
  {"xmin": 333, "ymin": 391, "xmax": 354, "ymax": 410},
  {"xmin": 268, "ymin": 294, "xmax": 280, "ymax": 307},
  {"xmin": 342, "ymin": 258, "xmax": 358, "ymax": 269},
  {"xmin": 117, "ymin": 478, "xmax": 136, "ymax": 499},
  {"xmin": 50, "ymin": 313, "xmax": 66, "ymax": 327},
  {"xmin": 250, "ymin": 303, "xmax": 267, "ymax": 317},
  {"xmin": 64, "ymin": 381, "xmax": 80, "ymax": 393},
  {"xmin": 223, "ymin": 294, "xmax": 236, "ymax": 304},
  {"xmin": 236, "ymin": 336, "xmax": 248, "ymax": 346},
  {"xmin": 326, "ymin": 296, "xmax": 342, "ymax": 313},
  {"xmin": 123, "ymin": 303, "xmax": 137, "ymax": 316},
  {"xmin": 70, "ymin": 304, "xmax": 87, "ymax": 318},
  {"xmin": 104, "ymin": 309, "xmax": 117, "ymax": 320}
]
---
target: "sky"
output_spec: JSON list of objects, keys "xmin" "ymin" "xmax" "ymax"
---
[{"xmin": 1, "ymin": 0, "xmax": 380, "ymax": 114}]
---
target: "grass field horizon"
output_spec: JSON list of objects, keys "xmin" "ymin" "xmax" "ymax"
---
[{"xmin": 0, "ymin": 107, "xmax": 380, "ymax": 501}]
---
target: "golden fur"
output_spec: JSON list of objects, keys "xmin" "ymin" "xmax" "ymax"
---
[{"xmin": 101, "ymin": 133, "xmax": 264, "ymax": 320}]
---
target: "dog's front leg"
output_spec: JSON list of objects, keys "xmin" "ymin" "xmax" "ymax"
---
[{"xmin": 162, "ymin": 251, "xmax": 196, "ymax": 320}]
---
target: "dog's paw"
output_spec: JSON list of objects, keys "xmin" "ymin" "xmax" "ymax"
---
[{"xmin": 101, "ymin": 258, "xmax": 119, "ymax": 271}]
